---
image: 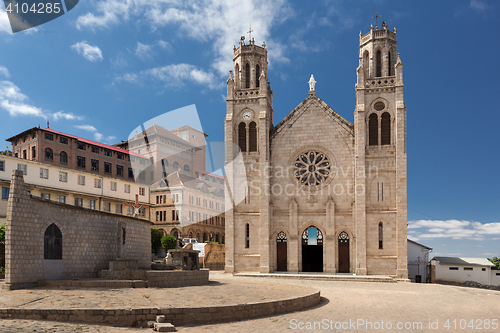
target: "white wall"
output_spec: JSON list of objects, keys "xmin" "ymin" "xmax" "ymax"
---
[
  {"xmin": 434, "ymin": 262, "xmax": 492, "ymax": 285},
  {"xmin": 407, "ymin": 241, "xmax": 431, "ymax": 282},
  {"xmin": 491, "ymin": 270, "xmax": 500, "ymax": 286}
]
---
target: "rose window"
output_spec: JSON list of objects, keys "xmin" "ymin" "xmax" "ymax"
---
[{"xmin": 294, "ymin": 151, "xmax": 331, "ymax": 186}]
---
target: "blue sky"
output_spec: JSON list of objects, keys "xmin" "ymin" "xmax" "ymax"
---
[{"xmin": 0, "ymin": 0, "xmax": 498, "ymax": 258}]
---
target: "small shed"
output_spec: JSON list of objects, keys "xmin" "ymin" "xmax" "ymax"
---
[{"xmin": 430, "ymin": 257, "xmax": 498, "ymax": 286}]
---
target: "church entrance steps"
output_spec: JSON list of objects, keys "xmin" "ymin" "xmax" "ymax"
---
[
  {"xmin": 234, "ymin": 272, "xmax": 397, "ymax": 283},
  {"xmin": 0, "ymin": 271, "xmax": 320, "ymax": 328}
]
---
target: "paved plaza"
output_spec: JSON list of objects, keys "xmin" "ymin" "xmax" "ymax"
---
[{"xmin": 1, "ymin": 272, "xmax": 499, "ymax": 332}]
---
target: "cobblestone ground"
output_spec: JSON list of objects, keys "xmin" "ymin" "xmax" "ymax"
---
[{"xmin": 1, "ymin": 272, "xmax": 499, "ymax": 332}]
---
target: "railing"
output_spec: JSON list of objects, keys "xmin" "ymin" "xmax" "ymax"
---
[
  {"xmin": 365, "ymin": 76, "xmax": 396, "ymax": 88},
  {"xmin": 234, "ymin": 89, "xmax": 260, "ymax": 99}
]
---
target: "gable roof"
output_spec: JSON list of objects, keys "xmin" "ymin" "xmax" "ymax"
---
[
  {"xmin": 271, "ymin": 93, "xmax": 354, "ymax": 141},
  {"xmin": 431, "ymin": 257, "xmax": 494, "ymax": 266},
  {"xmin": 407, "ymin": 239, "xmax": 433, "ymax": 250},
  {"xmin": 150, "ymin": 172, "xmax": 223, "ymax": 198}
]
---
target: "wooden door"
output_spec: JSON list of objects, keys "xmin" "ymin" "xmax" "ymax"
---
[
  {"xmin": 338, "ymin": 231, "xmax": 350, "ymax": 273},
  {"xmin": 276, "ymin": 231, "xmax": 287, "ymax": 271}
]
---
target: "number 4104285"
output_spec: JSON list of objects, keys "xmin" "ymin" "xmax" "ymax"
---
[
  {"xmin": 5, "ymin": 2, "xmax": 62, "ymax": 14},
  {"xmin": 443, "ymin": 319, "xmax": 498, "ymax": 330}
]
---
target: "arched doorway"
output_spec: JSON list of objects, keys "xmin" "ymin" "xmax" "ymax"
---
[
  {"xmin": 276, "ymin": 231, "xmax": 287, "ymax": 271},
  {"xmin": 302, "ymin": 226, "xmax": 323, "ymax": 272},
  {"xmin": 338, "ymin": 231, "xmax": 350, "ymax": 273}
]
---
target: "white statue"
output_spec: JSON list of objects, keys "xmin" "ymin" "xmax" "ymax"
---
[{"xmin": 308, "ymin": 75, "xmax": 316, "ymax": 91}]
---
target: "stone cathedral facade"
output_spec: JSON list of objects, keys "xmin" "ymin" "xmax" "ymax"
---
[{"xmin": 224, "ymin": 24, "xmax": 408, "ymax": 278}]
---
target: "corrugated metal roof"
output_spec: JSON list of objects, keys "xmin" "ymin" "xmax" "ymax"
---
[{"xmin": 431, "ymin": 256, "xmax": 494, "ymax": 266}]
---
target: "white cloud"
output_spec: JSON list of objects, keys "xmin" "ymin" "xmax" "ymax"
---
[
  {"xmin": 71, "ymin": 41, "xmax": 103, "ymax": 62},
  {"xmin": 158, "ymin": 40, "xmax": 170, "ymax": 50},
  {"xmin": 470, "ymin": 0, "xmax": 488, "ymax": 11},
  {"xmin": 76, "ymin": 0, "xmax": 293, "ymax": 75},
  {"xmin": 408, "ymin": 219, "xmax": 500, "ymax": 241},
  {"xmin": 94, "ymin": 132, "xmax": 103, "ymax": 141},
  {"xmin": 0, "ymin": 81, "xmax": 45, "ymax": 118},
  {"xmin": 116, "ymin": 63, "xmax": 221, "ymax": 90},
  {"xmin": 0, "ymin": 66, "xmax": 10, "ymax": 78},
  {"xmin": 52, "ymin": 111, "xmax": 84, "ymax": 121},
  {"xmin": 0, "ymin": 8, "xmax": 11, "ymax": 34},
  {"xmin": 135, "ymin": 42, "xmax": 154, "ymax": 60},
  {"xmin": 74, "ymin": 124, "xmax": 97, "ymax": 132}
]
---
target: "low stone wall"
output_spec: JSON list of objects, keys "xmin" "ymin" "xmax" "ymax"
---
[
  {"xmin": 0, "ymin": 289, "xmax": 320, "ymax": 327},
  {"xmin": 40, "ymin": 270, "xmax": 210, "ymax": 289},
  {"xmin": 201, "ymin": 244, "xmax": 225, "ymax": 270}
]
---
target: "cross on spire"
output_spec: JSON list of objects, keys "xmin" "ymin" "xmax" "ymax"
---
[
  {"xmin": 372, "ymin": 11, "xmax": 381, "ymax": 28},
  {"xmin": 247, "ymin": 24, "xmax": 254, "ymax": 42}
]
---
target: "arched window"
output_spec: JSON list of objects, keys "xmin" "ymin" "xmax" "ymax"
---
[
  {"xmin": 388, "ymin": 50, "xmax": 393, "ymax": 76},
  {"xmin": 173, "ymin": 162, "xmax": 179, "ymax": 171},
  {"xmin": 45, "ymin": 148, "xmax": 53, "ymax": 160},
  {"xmin": 215, "ymin": 234, "xmax": 220, "ymax": 243},
  {"xmin": 255, "ymin": 64, "xmax": 260, "ymax": 88},
  {"xmin": 238, "ymin": 122, "xmax": 246, "ymax": 153},
  {"xmin": 378, "ymin": 222, "xmax": 383, "ymax": 249},
  {"xmin": 221, "ymin": 235, "xmax": 225, "ymax": 244},
  {"xmin": 173, "ymin": 230, "xmax": 179, "ymax": 239},
  {"xmin": 245, "ymin": 63, "xmax": 250, "ymax": 88},
  {"xmin": 368, "ymin": 113, "xmax": 378, "ymax": 146},
  {"xmin": 363, "ymin": 51, "xmax": 369, "ymax": 78},
  {"xmin": 234, "ymin": 63, "xmax": 240, "ymax": 88},
  {"xmin": 381, "ymin": 112, "xmax": 391, "ymax": 145},
  {"xmin": 60, "ymin": 151, "xmax": 67, "ymax": 164},
  {"xmin": 249, "ymin": 121, "xmax": 257, "ymax": 152},
  {"xmin": 245, "ymin": 223, "xmax": 250, "ymax": 248},
  {"xmin": 189, "ymin": 231, "xmax": 193, "ymax": 238},
  {"xmin": 184, "ymin": 164, "xmax": 190, "ymax": 173},
  {"xmin": 196, "ymin": 232, "xmax": 200, "ymax": 241},
  {"xmin": 44, "ymin": 223, "xmax": 62, "ymax": 259},
  {"xmin": 376, "ymin": 50, "xmax": 382, "ymax": 77},
  {"xmin": 203, "ymin": 232, "xmax": 208, "ymax": 242}
]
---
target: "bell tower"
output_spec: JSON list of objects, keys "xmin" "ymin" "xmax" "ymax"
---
[
  {"xmin": 354, "ymin": 23, "xmax": 408, "ymax": 278},
  {"xmin": 225, "ymin": 37, "xmax": 273, "ymax": 273}
]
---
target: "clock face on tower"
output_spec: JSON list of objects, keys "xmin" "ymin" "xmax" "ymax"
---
[{"xmin": 242, "ymin": 111, "xmax": 252, "ymax": 120}]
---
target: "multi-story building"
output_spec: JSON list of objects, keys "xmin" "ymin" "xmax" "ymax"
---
[
  {"xmin": 150, "ymin": 170, "xmax": 225, "ymax": 244},
  {"xmin": 0, "ymin": 154, "xmax": 150, "ymax": 225}
]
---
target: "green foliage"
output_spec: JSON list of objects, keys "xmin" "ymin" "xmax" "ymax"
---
[
  {"xmin": 161, "ymin": 235, "xmax": 177, "ymax": 253},
  {"xmin": 487, "ymin": 256, "xmax": 500, "ymax": 269},
  {"xmin": 0, "ymin": 150, "xmax": 12, "ymax": 156},
  {"xmin": 151, "ymin": 229, "xmax": 163, "ymax": 253},
  {"xmin": 0, "ymin": 267, "xmax": 4, "ymax": 274},
  {"xmin": 0, "ymin": 223, "xmax": 5, "ymax": 244}
]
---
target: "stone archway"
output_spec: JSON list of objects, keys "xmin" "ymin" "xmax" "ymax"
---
[{"xmin": 301, "ymin": 226, "xmax": 323, "ymax": 272}]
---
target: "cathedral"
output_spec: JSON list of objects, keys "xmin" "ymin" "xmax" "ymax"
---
[{"xmin": 224, "ymin": 23, "xmax": 408, "ymax": 278}]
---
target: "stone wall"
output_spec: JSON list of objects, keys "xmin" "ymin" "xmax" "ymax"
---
[{"xmin": 5, "ymin": 170, "xmax": 152, "ymax": 289}]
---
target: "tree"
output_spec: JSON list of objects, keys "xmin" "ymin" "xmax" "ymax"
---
[
  {"xmin": 151, "ymin": 229, "xmax": 163, "ymax": 253},
  {"xmin": 487, "ymin": 256, "xmax": 500, "ymax": 269},
  {"xmin": 161, "ymin": 235, "xmax": 177, "ymax": 253},
  {"xmin": 0, "ymin": 223, "xmax": 5, "ymax": 244}
]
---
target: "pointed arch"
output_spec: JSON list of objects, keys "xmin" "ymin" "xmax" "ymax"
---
[
  {"xmin": 368, "ymin": 113, "xmax": 379, "ymax": 146},
  {"xmin": 378, "ymin": 222, "xmax": 383, "ymax": 249},
  {"xmin": 238, "ymin": 122, "xmax": 247, "ymax": 152},
  {"xmin": 363, "ymin": 51, "xmax": 369, "ymax": 78},
  {"xmin": 234, "ymin": 63, "xmax": 240, "ymax": 88},
  {"xmin": 376, "ymin": 49, "xmax": 382, "ymax": 77},
  {"xmin": 44, "ymin": 223, "xmax": 62, "ymax": 259},
  {"xmin": 381, "ymin": 112, "xmax": 391, "ymax": 145},
  {"xmin": 249, "ymin": 121, "xmax": 257, "ymax": 152},
  {"xmin": 245, "ymin": 63, "xmax": 250, "ymax": 88},
  {"xmin": 388, "ymin": 50, "xmax": 394, "ymax": 76},
  {"xmin": 255, "ymin": 64, "xmax": 260, "ymax": 88}
]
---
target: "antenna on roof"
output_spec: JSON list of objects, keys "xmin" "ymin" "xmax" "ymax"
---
[{"xmin": 47, "ymin": 120, "xmax": 49, "ymax": 128}]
